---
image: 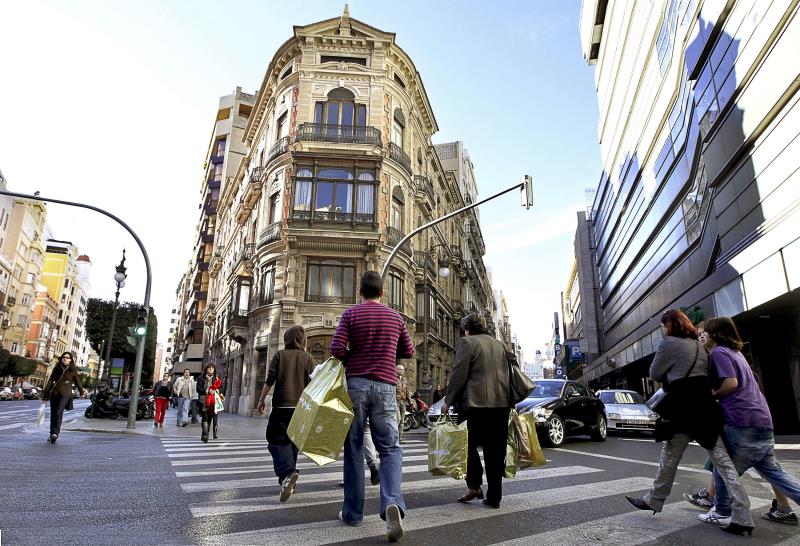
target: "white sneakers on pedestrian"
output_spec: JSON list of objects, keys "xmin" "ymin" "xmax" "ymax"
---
[
  {"xmin": 698, "ymin": 508, "xmax": 731, "ymax": 527},
  {"xmin": 280, "ymin": 471, "xmax": 299, "ymax": 502},
  {"xmin": 385, "ymin": 504, "xmax": 404, "ymax": 542}
]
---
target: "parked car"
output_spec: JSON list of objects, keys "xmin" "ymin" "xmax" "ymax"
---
[
  {"xmin": 22, "ymin": 387, "xmax": 41, "ymax": 400},
  {"xmin": 517, "ymin": 379, "xmax": 607, "ymax": 447},
  {"xmin": 596, "ymin": 389, "xmax": 657, "ymax": 434},
  {"xmin": 0, "ymin": 387, "xmax": 12, "ymax": 401},
  {"xmin": 426, "ymin": 398, "xmax": 458, "ymax": 427}
]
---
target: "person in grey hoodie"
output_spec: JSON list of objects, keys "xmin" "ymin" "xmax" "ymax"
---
[{"xmin": 257, "ymin": 325, "xmax": 316, "ymax": 502}]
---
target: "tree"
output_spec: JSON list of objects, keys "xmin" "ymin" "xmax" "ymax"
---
[
  {"xmin": 85, "ymin": 299, "xmax": 159, "ymax": 384},
  {"xmin": 9, "ymin": 355, "xmax": 36, "ymax": 383}
]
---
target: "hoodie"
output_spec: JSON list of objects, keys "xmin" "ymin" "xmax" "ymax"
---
[{"xmin": 266, "ymin": 326, "xmax": 317, "ymax": 407}]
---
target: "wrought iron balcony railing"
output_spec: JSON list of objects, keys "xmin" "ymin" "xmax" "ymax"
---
[
  {"xmin": 389, "ymin": 142, "xmax": 412, "ymax": 175},
  {"xmin": 386, "ymin": 226, "xmax": 412, "ymax": 255},
  {"xmin": 295, "ymin": 123, "xmax": 382, "ymax": 146},
  {"xmin": 306, "ymin": 295, "xmax": 356, "ymax": 305},
  {"xmin": 267, "ymin": 136, "xmax": 290, "ymax": 164},
  {"xmin": 257, "ymin": 222, "xmax": 281, "ymax": 248}
]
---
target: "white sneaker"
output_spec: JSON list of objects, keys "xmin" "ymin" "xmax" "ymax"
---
[
  {"xmin": 386, "ymin": 504, "xmax": 404, "ymax": 542},
  {"xmin": 279, "ymin": 471, "xmax": 299, "ymax": 502},
  {"xmin": 698, "ymin": 508, "xmax": 731, "ymax": 527}
]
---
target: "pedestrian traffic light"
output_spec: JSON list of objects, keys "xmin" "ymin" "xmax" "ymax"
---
[
  {"xmin": 126, "ymin": 327, "xmax": 138, "ymax": 348},
  {"xmin": 134, "ymin": 306, "xmax": 148, "ymax": 337},
  {"xmin": 521, "ymin": 175, "xmax": 534, "ymax": 209}
]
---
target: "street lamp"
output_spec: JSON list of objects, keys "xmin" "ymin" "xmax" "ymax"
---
[
  {"xmin": 420, "ymin": 240, "xmax": 450, "ymax": 404},
  {"xmin": 102, "ymin": 250, "xmax": 127, "ymax": 388}
]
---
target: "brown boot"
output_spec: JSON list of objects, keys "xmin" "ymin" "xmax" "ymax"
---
[{"xmin": 457, "ymin": 488, "xmax": 484, "ymax": 503}]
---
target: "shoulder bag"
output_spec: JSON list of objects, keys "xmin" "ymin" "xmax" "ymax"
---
[
  {"xmin": 507, "ymin": 351, "xmax": 536, "ymax": 406},
  {"xmin": 646, "ymin": 341, "xmax": 700, "ymax": 415}
]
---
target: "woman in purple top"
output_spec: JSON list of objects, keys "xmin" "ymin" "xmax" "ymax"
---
[{"xmin": 704, "ymin": 317, "xmax": 800, "ymax": 529}]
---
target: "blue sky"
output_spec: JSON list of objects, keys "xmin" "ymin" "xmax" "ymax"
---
[{"xmin": 0, "ymin": 0, "xmax": 601, "ymax": 360}]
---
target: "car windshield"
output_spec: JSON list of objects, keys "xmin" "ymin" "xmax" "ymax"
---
[
  {"xmin": 528, "ymin": 382, "xmax": 563, "ymax": 398},
  {"xmin": 599, "ymin": 391, "xmax": 645, "ymax": 404}
]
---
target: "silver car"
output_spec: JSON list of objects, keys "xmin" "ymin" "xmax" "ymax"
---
[
  {"xmin": 426, "ymin": 398, "xmax": 458, "ymax": 427},
  {"xmin": 596, "ymin": 389, "xmax": 657, "ymax": 433}
]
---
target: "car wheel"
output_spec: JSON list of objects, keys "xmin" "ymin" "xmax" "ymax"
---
[
  {"xmin": 591, "ymin": 413, "xmax": 607, "ymax": 441},
  {"xmin": 544, "ymin": 415, "xmax": 565, "ymax": 447}
]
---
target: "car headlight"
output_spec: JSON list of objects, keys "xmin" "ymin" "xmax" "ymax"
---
[
  {"xmin": 523, "ymin": 406, "xmax": 552, "ymax": 423},
  {"xmin": 648, "ymin": 412, "xmax": 658, "ymax": 419},
  {"xmin": 607, "ymin": 412, "xmax": 620, "ymax": 419}
]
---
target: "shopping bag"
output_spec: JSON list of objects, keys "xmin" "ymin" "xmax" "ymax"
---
[
  {"xmin": 287, "ymin": 358, "xmax": 353, "ymax": 466},
  {"xmin": 511, "ymin": 410, "xmax": 547, "ymax": 468},
  {"xmin": 36, "ymin": 402, "xmax": 46, "ymax": 427},
  {"xmin": 427, "ymin": 417, "xmax": 468, "ymax": 480},
  {"xmin": 214, "ymin": 392, "xmax": 225, "ymax": 414},
  {"xmin": 504, "ymin": 419, "xmax": 519, "ymax": 479}
]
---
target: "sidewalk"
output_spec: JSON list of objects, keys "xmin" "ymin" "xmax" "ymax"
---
[{"xmin": 62, "ymin": 404, "xmax": 268, "ymax": 439}]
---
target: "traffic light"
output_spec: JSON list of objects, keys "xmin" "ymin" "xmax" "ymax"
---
[
  {"xmin": 134, "ymin": 307, "xmax": 148, "ymax": 337},
  {"xmin": 521, "ymin": 175, "xmax": 534, "ymax": 209},
  {"xmin": 126, "ymin": 327, "xmax": 138, "ymax": 348}
]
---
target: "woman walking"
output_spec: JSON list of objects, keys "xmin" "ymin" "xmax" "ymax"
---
[
  {"xmin": 701, "ymin": 317, "xmax": 800, "ymax": 528},
  {"xmin": 197, "ymin": 363, "xmax": 222, "ymax": 442},
  {"xmin": 152, "ymin": 372, "xmax": 172, "ymax": 428},
  {"xmin": 624, "ymin": 309, "xmax": 754, "ymax": 535},
  {"xmin": 42, "ymin": 352, "xmax": 84, "ymax": 443}
]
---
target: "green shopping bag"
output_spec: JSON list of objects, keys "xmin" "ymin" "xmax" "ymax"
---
[
  {"xmin": 428, "ymin": 417, "xmax": 468, "ymax": 480},
  {"xmin": 287, "ymin": 358, "xmax": 354, "ymax": 466}
]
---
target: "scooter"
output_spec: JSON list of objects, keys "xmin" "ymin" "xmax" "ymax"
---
[
  {"xmin": 84, "ymin": 388, "xmax": 119, "ymax": 419},
  {"xmin": 113, "ymin": 392, "xmax": 155, "ymax": 420},
  {"xmin": 403, "ymin": 393, "xmax": 430, "ymax": 431}
]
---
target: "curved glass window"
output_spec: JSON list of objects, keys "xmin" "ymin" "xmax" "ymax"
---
[{"xmin": 318, "ymin": 168, "xmax": 353, "ymax": 180}]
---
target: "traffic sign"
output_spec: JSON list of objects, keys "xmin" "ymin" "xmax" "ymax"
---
[{"xmin": 555, "ymin": 367, "xmax": 564, "ymax": 377}]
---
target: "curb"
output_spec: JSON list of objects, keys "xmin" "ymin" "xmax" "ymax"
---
[{"xmin": 63, "ymin": 427, "xmax": 146, "ymax": 436}]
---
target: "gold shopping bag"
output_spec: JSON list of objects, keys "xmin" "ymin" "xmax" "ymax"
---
[
  {"xmin": 504, "ymin": 418, "xmax": 519, "ymax": 479},
  {"xmin": 511, "ymin": 410, "xmax": 547, "ymax": 469},
  {"xmin": 427, "ymin": 417, "xmax": 469, "ymax": 480},
  {"xmin": 287, "ymin": 358, "xmax": 354, "ymax": 466}
]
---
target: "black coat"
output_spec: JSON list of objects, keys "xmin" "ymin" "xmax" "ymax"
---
[{"xmin": 654, "ymin": 375, "xmax": 722, "ymax": 450}]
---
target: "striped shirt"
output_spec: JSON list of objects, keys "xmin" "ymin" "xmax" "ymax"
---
[{"xmin": 330, "ymin": 300, "xmax": 415, "ymax": 385}]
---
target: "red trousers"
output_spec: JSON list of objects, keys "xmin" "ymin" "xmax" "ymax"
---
[{"xmin": 154, "ymin": 397, "xmax": 169, "ymax": 424}]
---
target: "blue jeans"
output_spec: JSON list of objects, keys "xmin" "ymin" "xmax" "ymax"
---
[
  {"xmin": 177, "ymin": 397, "xmax": 190, "ymax": 424},
  {"xmin": 714, "ymin": 425, "xmax": 800, "ymax": 516},
  {"xmin": 341, "ymin": 377, "xmax": 405, "ymax": 524}
]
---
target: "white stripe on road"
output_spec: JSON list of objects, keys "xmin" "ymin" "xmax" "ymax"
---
[
  {"xmin": 189, "ymin": 465, "xmax": 605, "ymax": 518},
  {"xmin": 0, "ymin": 423, "xmax": 26, "ymax": 431},
  {"xmin": 168, "ymin": 449, "xmax": 266, "ymax": 458},
  {"xmin": 200, "ymin": 476, "xmax": 653, "ymax": 545},
  {"xmin": 171, "ymin": 456, "xmax": 269, "ymax": 467},
  {"xmin": 489, "ymin": 496, "xmax": 772, "ymax": 545},
  {"xmin": 167, "ymin": 445, "xmax": 429, "ymax": 458},
  {"xmin": 553, "ymin": 448, "xmax": 709, "ymax": 474},
  {"xmin": 175, "ymin": 454, "xmax": 432, "ymax": 477},
  {"xmin": 181, "ymin": 464, "xmax": 433, "ymax": 493}
]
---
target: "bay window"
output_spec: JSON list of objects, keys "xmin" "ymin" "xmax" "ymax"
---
[{"xmin": 292, "ymin": 167, "xmax": 376, "ymax": 224}]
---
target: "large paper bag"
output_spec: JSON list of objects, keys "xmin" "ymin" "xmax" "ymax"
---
[
  {"xmin": 428, "ymin": 417, "xmax": 468, "ymax": 480},
  {"xmin": 504, "ymin": 418, "xmax": 519, "ymax": 479},
  {"xmin": 287, "ymin": 358, "xmax": 354, "ymax": 466},
  {"xmin": 511, "ymin": 410, "xmax": 547, "ymax": 468}
]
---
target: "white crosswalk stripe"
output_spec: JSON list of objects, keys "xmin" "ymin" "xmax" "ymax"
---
[{"xmin": 160, "ymin": 435, "xmax": 782, "ymax": 543}]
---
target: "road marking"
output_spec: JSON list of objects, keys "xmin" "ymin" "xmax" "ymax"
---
[
  {"xmin": 0, "ymin": 423, "xmax": 25, "ymax": 431},
  {"xmin": 175, "ymin": 454, "xmax": 432, "ymax": 478},
  {"xmin": 166, "ymin": 445, "xmax": 429, "ymax": 457},
  {"xmin": 618, "ymin": 437, "xmax": 699, "ymax": 446},
  {"xmin": 181, "ymin": 464, "xmax": 434, "ymax": 493},
  {"xmin": 489, "ymin": 496, "xmax": 772, "ymax": 545},
  {"xmin": 168, "ymin": 446, "xmax": 429, "ymax": 467},
  {"xmin": 168, "ymin": 449, "xmax": 267, "ymax": 458},
  {"xmin": 189, "ymin": 465, "xmax": 605, "ymax": 518},
  {"xmin": 199, "ymin": 476, "xmax": 653, "ymax": 545},
  {"xmin": 553, "ymin": 447, "xmax": 709, "ymax": 474}
]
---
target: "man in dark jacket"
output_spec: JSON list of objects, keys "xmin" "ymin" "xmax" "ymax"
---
[
  {"xmin": 442, "ymin": 313, "xmax": 511, "ymax": 508},
  {"xmin": 257, "ymin": 325, "xmax": 316, "ymax": 502}
]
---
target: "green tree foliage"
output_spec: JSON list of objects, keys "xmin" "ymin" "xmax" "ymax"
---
[
  {"xmin": 0, "ymin": 348, "xmax": 11, "ymax": 377},
  {"xmin": 85, "ymin": 298, "xmax": 158, "ymax": 383}
]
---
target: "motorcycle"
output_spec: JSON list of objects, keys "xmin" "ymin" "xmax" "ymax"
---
[
  {"xmin": 84, "ymin": 388, "xmax": 119, "ymax": 419},
  {"xmin": 403, "ymin": 392, "xmax": 430, "ymax": 431},
  {"xmin": 114, "ymin": 391, "xmax": 155, "ymax": 420}
]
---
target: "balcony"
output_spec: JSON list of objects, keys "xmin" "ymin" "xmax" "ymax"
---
[
  {"xmin": 413, "ymin": 253, "xmax": 436, "ymax": 277},
  {"xmin": 208, "ymin": 250, "xmax": 222, "ymax": 277},
  {"xmin": 226, "ymin": 308, "xmax": 249, "ymax": 343},
  {"xmin": 449, "ymin": 244, "xmax": 463, "ymax": 268},
  {"xmin": 388, "ymin": 142, "xmax": 412, "ymax": 175},
  {"xmin": 452, "ymin": 299, "xmax": 465, "ymax": 317},
  {"xmin": 236, "ymin": 243, "xmax": 255, "ymax": 269},
  {"xmin": 184, "ymin": 319, "xmax": 204, "ymax": 338},
  {"xmin": 295, "ymin": 123, "xmax": 382, "ymax": 146},
  {"xmin": 257, "ymin": 222, "xmax": 281, "ymax": 249},
  {"xmin": 386, "ymin": 226, "xmax": 412, "ymax": 256},
  {"xmin": 203, "ymin": 298, "xmax": 217, "ymax": 324},
  {"xmin": 414, "ymin": 176, "xmax": 435, "ymax": 213},
  {"xmin": 203, "ymin": 198, "xmax": 218, "ymax": 216},
  {"xmin": 306, "ymin": 295, "xmax": 356, "ymax": 305},
  {"xmin": 291, "ymin": 208, "xmax": 374, "ymax": 226},
  {"xmin": 267, "ymin": 136, "xmax": 290, "ymax": 164},
  {"xmin": 6, "ymin": 296, "xmax": 16, "ymax": 307},
  {"xmin": 210, "ymin": 154, "xmax": 224, "ymax": 165}
]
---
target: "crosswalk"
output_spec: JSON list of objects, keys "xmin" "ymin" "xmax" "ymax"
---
[
  {"xmin": 0, "ymin": 400, "xmax": 89, "ymax": 432},
  {"xmin": 161, "ymin": 435, "xmax": 788, "ymax": 545}
]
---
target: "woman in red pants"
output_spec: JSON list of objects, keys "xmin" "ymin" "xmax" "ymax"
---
[{"xmin": 152, "ymin": 372, "xmax": 172, "ymax": 427}]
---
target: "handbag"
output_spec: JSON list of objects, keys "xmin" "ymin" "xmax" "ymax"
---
[
  {"xmin": 646, "ymin": 342, "xmax": 700, "ymax": 416},
  {"xmin": 507, "ymin": 351, "xmax": 536, "ymax": 406}
]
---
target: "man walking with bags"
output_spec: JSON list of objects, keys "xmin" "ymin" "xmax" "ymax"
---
[{"xmin": 330, "ymin": 270, "xmax": 414, "ymax": 541}]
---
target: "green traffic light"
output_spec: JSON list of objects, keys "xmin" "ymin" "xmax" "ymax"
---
[{"xmin": 134, "ymin": 325, "xmax": 147, "ymax": 336}]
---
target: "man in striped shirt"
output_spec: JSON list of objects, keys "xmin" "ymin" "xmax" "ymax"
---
[{"xmin": 331, "ymin": 270, "xmax": 414, "ymax": 542}]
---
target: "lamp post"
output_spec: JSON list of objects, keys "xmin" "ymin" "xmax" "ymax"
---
[
  {"xmin": 102, "ymin": 250, "xmax": 127, "ymax": 387},
  {"xmin": 420, "ymin": 240, "xmax": 450, "ymax": 404}
]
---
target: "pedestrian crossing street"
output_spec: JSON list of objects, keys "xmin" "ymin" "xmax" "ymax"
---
[{"xmin": 161, "ymin": 436, "xmax": 784, "ymax": 545}]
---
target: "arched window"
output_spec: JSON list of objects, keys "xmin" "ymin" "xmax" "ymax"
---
[
  {"xmin": 391, "ymin": 186, "xmax": 404, "ymax": 230},
  {"xmin": 314, "ymin": 88, "xmax": 366, "ymax": 128}
]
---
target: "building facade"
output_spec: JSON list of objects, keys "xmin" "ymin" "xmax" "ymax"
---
[
  {"xmin": 176, "ymin": 9, "xmax": 493, "ymax": 414},
  {"xmin": 579, "ymin": 0, "xmax": 800, "ymax": 431}
]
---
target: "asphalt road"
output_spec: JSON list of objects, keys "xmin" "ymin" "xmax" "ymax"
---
[{"xmin": 2, "ymin": 402, "xmax": 800, "ymax": 545}]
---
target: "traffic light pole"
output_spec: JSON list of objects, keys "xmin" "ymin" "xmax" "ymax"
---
[{"xmin": 0, "ymin": 189, "xmax": 152, "ymax": 429}]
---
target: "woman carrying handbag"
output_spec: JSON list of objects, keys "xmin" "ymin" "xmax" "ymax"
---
[
  {"xmin": 624, "ymin": 309, "xmax": 754, "ymax": 536},
  {"xmin": 42, "ymin": 352, "xmax": 84, "ymax": 444},
  {"xmin": 197, "ymin": 363, "xmax": 222, "ymax": 442}
]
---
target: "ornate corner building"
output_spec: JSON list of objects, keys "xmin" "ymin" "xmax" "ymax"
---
[{"xmin": 170, "ymin": 9, "xmax": 493, "ymax": 414}]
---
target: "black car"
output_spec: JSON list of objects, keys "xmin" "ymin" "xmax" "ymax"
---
[{"xmin": 516, "ymin": 379, "xmax": 607, "ymax": 447}]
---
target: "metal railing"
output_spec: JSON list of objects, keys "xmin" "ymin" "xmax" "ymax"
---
[
  {"xmin": 386, "ymin": 226, "xmax": 412, "ymax": 255},
  {"xmin": 413, "ymin": 252, "xmax": 436, "ymax": 276},
  {"xmin": 414, "ymin": 175, "xmax": 435, "ymax": 204},
  {"xmin": 250, "ymin": 166, "xmax": 265, "ymax": 184},
  {"xmin": 306, "ymin": 295, "xmax": 356, "ymax": 305},
  {"xmin": 257, "ymin": 222, "xmax": 281, "ymax": 248},
  {"xmin": 295, "ymin": 123, "xmax": 382, "ymax": 146},
  {"xmin": 267, "ymin": 136, "xmax": 290, "ymax": 164},
  {"xmin": 389, "ymin": 142, "xmax": 412, "ymax": 174}
]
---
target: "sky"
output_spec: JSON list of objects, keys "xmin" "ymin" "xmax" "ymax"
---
[{"xmin": 0, "ymin": 0, "xmax": 601, "ymax": 361}]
